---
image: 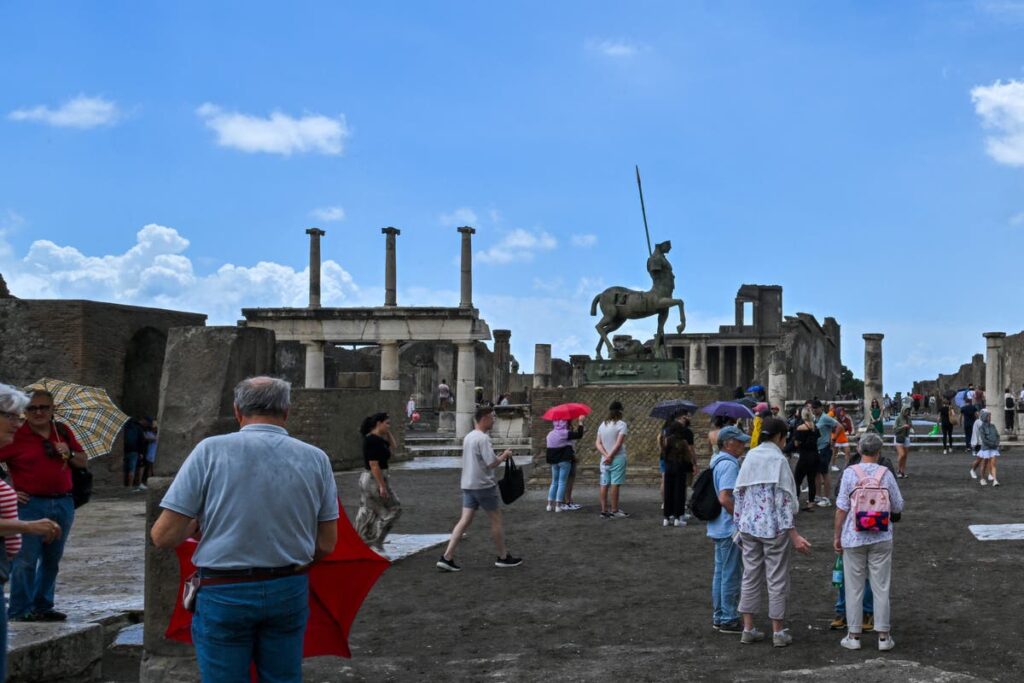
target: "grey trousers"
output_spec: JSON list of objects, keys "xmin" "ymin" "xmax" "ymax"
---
[
  {"xmin": 738, "ymin": 532, "xmax": 793, "ymax": 620},
  {"xmin": 355, "ymin": 471, "xmax": 402, "ymax": 549},
  {"xmin": 843, "ymin": 541, "xmax": 893, "ymax": 633}
]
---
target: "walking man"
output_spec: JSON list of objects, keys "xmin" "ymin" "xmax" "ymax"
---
[
  {"xmin": 151, "ymin": 377, "xmax": 339, "ymax": 682},
  {"xmin": 437, "ymin": 406, "xmax": 521, "ymax": 571},
  {"xmin": 708, "ymin": 425, "xmax": 747, "ymax": 633},
  {"xmin": 812, "ymin": 401, "xmax": 839, "ymax": 507}
]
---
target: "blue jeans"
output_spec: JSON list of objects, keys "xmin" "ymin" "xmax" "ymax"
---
[
  {"xmin": 9, "ymin": 495, "xmax": 74, "ymax": 618},
  {"xmin": 835, "ymin": 571, "xmax": 873, "ymax": 615},
  {"xmin": 548, "ymin": 461, "xmax": 571, "ymax": 502},
  {"xmin": 192, "ymin": 574, "xmax": 309, "ymax": 683},
  {"xmin": 712, "ymin": 536, "xmax": 742, "ymax": 624}
]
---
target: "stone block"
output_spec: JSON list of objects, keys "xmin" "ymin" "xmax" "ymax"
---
[
  {"xmin": 7, "ymin": 621, "xmax": 104, "ymax": 682},
  {"xmin": 154, "ymin": 326, "xmax": 276, "ymax": 476},
  {"xmin": 143, "ymin": 478, "xmax": 193, "ymax": 659},
  {"xmin": 139, "ymin": 653, "xmax": 200, "ymax": 683}
]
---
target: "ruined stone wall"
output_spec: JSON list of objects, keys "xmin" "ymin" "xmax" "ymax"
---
[
  {"xmin": 779, "ymin": 314, "xmax": 842, "ymax": 400},
  {"xmin": 914, "ymin": 354, "xmax": 985, "ymax": 398},
  {"xmin": 286, "ymin": 388, "xmax": 407, "ymax": 471}
]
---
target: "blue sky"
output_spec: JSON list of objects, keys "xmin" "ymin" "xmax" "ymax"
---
[{"xmin": 2, "ymin": 1, "xmax": 1024, "ymax": 392}]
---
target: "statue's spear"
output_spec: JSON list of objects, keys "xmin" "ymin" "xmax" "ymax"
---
[{"xmin": 635, "ymin": 165, "xmax": 652, "ymax": 256}]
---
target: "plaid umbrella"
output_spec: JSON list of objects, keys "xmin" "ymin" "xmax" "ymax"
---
[{"xmin": 24, "ymin": 378, "xmax": 129, "ymax": 459}]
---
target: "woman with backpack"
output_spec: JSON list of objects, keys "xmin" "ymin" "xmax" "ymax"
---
[
  {"xmin": 833, "ymin": 432, "xmax": 904, "ymax": 652},
  {"xmin": 939, "ymin": 398, "xmax": 957, "ymax": 454},
  {"xmin": 972, "ymin": 409, "xmax": 1001, "ymax": 487}
]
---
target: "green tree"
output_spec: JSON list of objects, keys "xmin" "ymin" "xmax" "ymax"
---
[{"xmin": 840, "ymin": 365, "xmax": 864, "ymax": 397}]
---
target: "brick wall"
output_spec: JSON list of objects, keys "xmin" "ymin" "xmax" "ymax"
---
[{"xmin": 287, "ymin": 389, "xmax": 407, "ymax": 471}]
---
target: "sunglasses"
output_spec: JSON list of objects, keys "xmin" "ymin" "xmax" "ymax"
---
[{"xmin": 25, "ymin": 405, "xmax": 53, "ymax": 413}]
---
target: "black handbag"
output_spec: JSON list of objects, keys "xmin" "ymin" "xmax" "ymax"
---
[{"xmin": 498, "ymin": 457, "xmax": 524, "ymax": 505}]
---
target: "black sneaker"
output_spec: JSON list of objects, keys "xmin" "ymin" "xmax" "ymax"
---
[
  {"xmin": 718, "ymin": 620, "xmax": 744, "ymax": 634},
  {"xmin": 38, "ymin": 610, "xmax": 67, "ymax": 622},
  {"xmin": 600, "ymin": 512, "xmax": 613, "ymax": 519},
  {"xmin": 9, "ymin": 612, "xmax": 39, "ymax": 623},
  {"xmin": 435, "ymin": 556, "xmax": 461, "ymax": 572},
  {"xmin": 494, "ymin": 554, "xmax": 523, "ymax": 568}
]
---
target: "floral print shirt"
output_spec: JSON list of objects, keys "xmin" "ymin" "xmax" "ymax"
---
[{"xmin": 734, "ymin": 483, "xmax": 796, "ymax": 539}]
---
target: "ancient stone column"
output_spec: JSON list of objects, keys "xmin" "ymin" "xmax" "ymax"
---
[
  {"xmin": 303, "ymin": 340, "xmax": 326, "ymax": 389},
  {"xmin": 570, "ymin": 354, "xmax": 590, "ymax": 388},
  {"xmin": 533, "ymin": 343, "xmax": 552, "ymax": 389},
  {"xmin": 455, "ymin": 342, "xmax": 476, "ymax": 438},
  {"xmin": 735, "ymin": 346, "xmax": 744, "ymax": 391},
  {"xmin": 717, "ymin": 346, "xmax": 726, "ymax": 386},
  {"xmin": 984, "ymin": 332, "xmax": 1006, "ymax": 431},
  {"xmin": 689, "ymin": 338, "xmax": 708, "ymax": 385},
  {"xmin": 382, "ymin": 226, "xmax": 400, "ymax": 307},
  {"xmin": 492, "ymin": 329, "xmax": 511, "ymax": 399},
  {"xmin": 863, "ymin": 333, "xmax": 884, "ymax": 419},
  {"xmin": 305, "ymin": 227, "xmax": 325, "ymax": 309},
  {"xmin": 380, "ymin": 340, "xmax": 400, "ymax": 391},
  {"xmin": 458, "ymin": 226, "xmax": 475, "ymax": 309},
  {"xmin": 767, "ymin": 351, "xmax": 788, "ymax": 412}
]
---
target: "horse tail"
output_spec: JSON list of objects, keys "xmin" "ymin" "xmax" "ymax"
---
[{"xmin": 590, "ymin": 292, "xmax": 602, "ymax": 316}]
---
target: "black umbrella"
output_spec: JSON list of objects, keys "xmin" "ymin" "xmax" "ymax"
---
[
  {"xmin": 649, "ymin": 399, "xmax": 699, "ymax": 421},
  {"xmin": 736, "ymin": 397, "xmax": 758, "ymax": 408}
]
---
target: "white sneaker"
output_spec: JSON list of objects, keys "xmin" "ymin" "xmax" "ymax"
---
[
  {"xmin": 800, "ymin": 485, "xmax": 809, "ymax": 493},
  {"xmin": 817, "ymin": 498, "xmax": 832, "ymax": 507},
  {"xmin": 970, "ymin": 468, "xmax": 978, "ymax": 480},
  {"xmin": 878, "ymin": 636, "xmax": 895, "ymax": 651},
  {"xmin": 988, "ymin": 473, "xmax": 995, "ymax": 481},
  {"xmin": 663, "ymin": 517, "xmax": 671, "ymax": 527},
  {"xmin": 545, "ymin": 504, "xmax": 553, "ymax": 512},
  {"xmin": 674, "ymin": 517, "xmax": 687, "ymax": 527},
  {"xmin": 136, "ymin": 483, "xmax": 148, "ymax": 490},
  {"xmin": 943, "ymin": 449, "xmax": 948, "ymax": 454},
  {"xmin": 980, "ymin": 479, "xmax": 988, "ymax": 486},
  {"xmin": 993, "ymin": 479, "xmax": 1000, "ymax": 487},
  {"xmin": 554, "ymin": 505, "xmax": 562, "ymax": 512},
  {"xmin": 840, "ymin": 635, "xmax": 861, "ymax": 650}
]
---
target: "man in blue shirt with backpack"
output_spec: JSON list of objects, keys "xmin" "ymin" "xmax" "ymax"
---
[{"xmin": 706, "ymin": 426, "xmax": 748, "ymax": 634}]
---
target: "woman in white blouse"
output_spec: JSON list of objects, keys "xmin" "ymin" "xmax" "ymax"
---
[{"xmin": 733, "ymin": 417, "xmax": 812, "ymax": 648}]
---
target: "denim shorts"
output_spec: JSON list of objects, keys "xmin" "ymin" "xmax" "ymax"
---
[
  {"xmin": 600, "ymin": 455, "xmax": 627, "ymax": 486},
  {"xmin": 123, "ymin": 452, "xmax": 140, "ymax": 474},
  {"xmin": 462, "ymin": 486, "xmax": 500, "ymax": 511}
]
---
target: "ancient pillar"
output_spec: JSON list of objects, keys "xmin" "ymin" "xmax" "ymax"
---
[
  {"xmin": 863, "ymin": 333, "xmax": 884, "ymax": 419},
  {"xmin": 303, "ymin": 340, "xmax": 325, "ymax": 389},
  {"xmin": 984, "ymin": 332, "xmax": 1006, "ymax": 431},
  {"xmin": 143, "ymin": 327, "xmax": 276, "ymax": 681},
  {"xmin": 382, "ymin": 226, "xmax": 400, "ymax": 307},
  {"xmin": 689, "ymin": 338, "xmax": 708, "ymax": 385},
  {"xmin": 570, "ymin": 354, "xmax": 590, "ymax": 388},
  {"xmin": 717, "ymin": 346, "xmax": 726, "ymax": 386},
  {"xmin": 305, "ymin": 227, "xmax": 325, "ymax": 309},
  {"xmin": 767, "ymin": 351, "xmax": 788, "ymax": 412},
  {"xmin": 458, "ymin": 226, "xmax": 475, "ymax": 309},
  {"xmin": 735, "ymin": 345, "xmax": 744, "ymax": 390},
  {"xmin": 456, "ymin": 342, "xmax": 476, "ymax": 438},
  {"xmin": 533, "ymin": 344, "xmax": 552, "ymax": 389},
  {"xmin": 492, "ymin": 329, "xmax": 511, "ymax": 399},
  {"xmin": 380, "ymin": 340, "xmax": 400, "ymax": 391}
]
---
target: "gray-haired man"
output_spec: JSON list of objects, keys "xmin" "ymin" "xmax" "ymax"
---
[{"xmin": 152, "ymin": 376, "xmax": 339, "ymax": 682}]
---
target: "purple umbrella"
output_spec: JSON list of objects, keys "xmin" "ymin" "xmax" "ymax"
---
[{"xmin": 700, "ymin": 401, "xmax": 755, "ymax": 419}]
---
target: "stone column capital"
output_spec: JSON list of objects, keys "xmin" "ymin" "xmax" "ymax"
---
[
  {"xmin": 862, "ymin": 333, "xmax": 884, "ymax": 341},
  {"xmin": 381, "ymin": 226, "xmax": 401, "ymax": 236},
  {"xmin": 493, "ymin": 329, "xmax": 512, "ymax": 341},
  {"xmin": 305, "ymin": 227, "xmax": 326, "ymax": 237},
  {"xmin": 457, "ymin": 226, "xmax": 476, "ymax": 235},
  {"xmin": 984, "ymin": 332, "xmax": 1007, "ymax": 340}
]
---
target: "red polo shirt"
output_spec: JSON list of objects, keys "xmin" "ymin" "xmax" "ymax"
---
[{"xmin": 0, "ymin": 422, "xmax": 83, "ymax": 496}]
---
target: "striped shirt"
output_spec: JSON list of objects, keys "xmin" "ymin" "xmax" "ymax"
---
[{"xmin": 0, "ymin": 480, "xmax": 22, "ymax": 558}]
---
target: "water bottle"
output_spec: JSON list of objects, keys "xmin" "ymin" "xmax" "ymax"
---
[{"xmin": 831, "ymin": 554, "xmax": 844, "ymax": 588}]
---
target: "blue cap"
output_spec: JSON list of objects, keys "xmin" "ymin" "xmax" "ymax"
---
[{"xmin": 718, "ymin": 425, "xmax": 751, "ymax": 443}]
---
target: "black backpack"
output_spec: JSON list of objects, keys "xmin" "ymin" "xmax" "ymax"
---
[
  {"xmin": 55, "ymin": 423, "xmax": 93, "ymax": 509},
  {"xmin": 690, "ymin": 459, "xmax": 726, "ymax": 521}
]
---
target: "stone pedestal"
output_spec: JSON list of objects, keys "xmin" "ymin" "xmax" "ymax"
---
[
  {"xmin": 457, "ymin": 227, "xmax": 475, "ymax": 309},
  {"xmin": 380, "ymin": 340, "xmax": 400, "ymax": 391},
  {"xmin": 455, "ymin": 342, "xmax": 476, "ymax": 438},
  {"xmin": 533, "ymin": 344, "xmax": 552, "ymax": 389},
  {"xmin": 492, "ymin": 329, "xmax": 511, "ymax": 399},
  {"xmin": 688, "ymin": 338, "xmax": 708, "ymax": 385},
  {"xmin": 143, "ymin": 326, "xmax": 276, "ymax": 681},
  {"xmin": 863, "ymin": 333, "xmax": 884, "ymax": 419},
  {"xmin": 984, "ymin": 332, "xmax": 1006, "ymax": 431},
  {"xmin": 382, "ymin": 227, "xmax": 400, "ymax": 307},
  {"xmin": 305, "ymin": 228, "xmax": 325, "ymax": 309},
  {"xmin": 767, "ymin": 351, "xmax": 788, "ymax": 412},
  {"xmin": 303, "ymin": 340, "xmax": 325, "ymax": 389}
]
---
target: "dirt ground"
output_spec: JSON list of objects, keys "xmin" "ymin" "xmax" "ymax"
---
[{"xmin": 303, "ymin": 450, "xmax": 1020, "ymax": 681}]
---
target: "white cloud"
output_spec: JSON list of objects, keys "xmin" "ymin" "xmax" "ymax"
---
[
  {"xmin": 1011, "ymin": 210, "xmax": 1024, "ymax": 226},
  {"xmin": 586, "ymin": 39, "xmax": 645, "ymax": 58},
  {"xmin": 571, "ymin": 233, "xmax": 598, "ymax": 248},
  {"xmin": 439, "ymin": 207, "xmax": 479, "ymax": 227},
  {"xmin": 195, "ymin": 103, "xmax": 349, "ymax": 156},
  {"xmin": 8, "ymin": 95, "xmax": 122, "ymax": 129},
  {"xmin": 1, "ymin": 223, "xmax": 358, "ymax": 323},
  {"xmin": 476, "ymin": 229, "xmax": 557, "ymax": 265},
  {"xmin": 977, "ymin": 0, "xmax": 1024, "ymax": 21},
  {"xmin": 971, "ymin": 79, "xmax": 1024, "ymax": 166},
  {"xmin": 310, "ymin": 206, "xmax": 345, "ymax": 222}
]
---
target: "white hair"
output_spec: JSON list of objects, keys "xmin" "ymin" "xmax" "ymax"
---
[
  {"xmin": 0, "ymin": 384, "xmax": 30, "ymax": 414},
  {"xmin": 233, "ymin": 376, "xmax": 291, "ymax": 417}
]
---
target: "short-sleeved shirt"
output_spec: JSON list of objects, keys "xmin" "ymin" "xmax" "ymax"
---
[
  {"xmin": 160, "ymin": 424, "xmax": 339, "ymax": 570},
  {"xmin": 815, "ymin": 415, "xmax": 839, "ymax": 450},
  {"xmin": 438, "ymin": 384, "xmax": 451, "ymax": 400},
  {"xmin": 363, "ymin": 434, "xmax": 391, "ymax": 470},
  {"xmin": 836, "ymin": 462, "xmax": 904, "ymax": 549},
  {"xmin": 961, "ymin": 404, "xmax": 979, "ymax": 424},
  {"xmin": 461, "ymin": 429, "xmax": 499, "ymax": 489},
  {"xmin": 597, "ymin": 420, "xmax": 628, "ymax": 459},
  {"xmin": 706, "ymin": 452, "xmax": 740, "ymax": 539},
  {"xmin": 0, "ymin": 422, "xmax": 84, "ymax": 496}
]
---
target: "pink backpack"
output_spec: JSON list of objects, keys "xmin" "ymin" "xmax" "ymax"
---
[{"xmin": 849, "ymin": 464, "xmax": 891, "ymax": 532}]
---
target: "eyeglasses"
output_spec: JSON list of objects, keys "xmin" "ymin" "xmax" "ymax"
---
[
  {"xmin": 25, "ymin": 405, "xmax": 53, "ymax": 413},
  {"xmin": 0, "ymin": 411, "xmax": 24, "ymax": 423}
]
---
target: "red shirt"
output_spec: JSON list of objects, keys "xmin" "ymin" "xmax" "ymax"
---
[{"xmin": 0, "ymin": 422, "xmax": 84, "ymax": 496}]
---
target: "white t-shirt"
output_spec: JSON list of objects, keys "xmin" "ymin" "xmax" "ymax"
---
[
  {"xmin": 406, "ymin": 400, "xmax": 416, "ymax": 418},
  {"xmin": 438, "ymin": 384, "xmax": 451, "ymax": 400},
  {"xmin": 597, "ymin": 420, "xmax": 629, "ymax": 459}
]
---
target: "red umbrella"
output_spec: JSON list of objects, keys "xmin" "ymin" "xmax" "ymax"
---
[
  {"xmin": 541, "ymin": 403, "xmax": 592, "ymax": 421},
  {"xmin": 165, "ymin": 498, "xmax": 390, "ymax": 659}
]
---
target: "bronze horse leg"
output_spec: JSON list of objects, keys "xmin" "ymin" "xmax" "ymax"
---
[{"xmin": 594, "ymin": 300, "xmax": 622, "ymax": 360}]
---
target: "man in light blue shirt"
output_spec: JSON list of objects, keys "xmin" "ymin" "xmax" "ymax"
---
[
  {"xmin": 152, "ymin": 376, "xmax": 339, "ymax": 683},
  {"xmin": 707, "ymin": 425, "xmax": 748, "ymax": 633},
  {"xmin": 813, "ymin": 401, "xmax": 840, "ymax": 506}
]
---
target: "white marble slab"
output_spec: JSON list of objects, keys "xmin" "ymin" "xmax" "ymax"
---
[
  {"xmin": 392, "ymin": 455, "xmax": 532, "ymax": 470},
  {"xmin": 382, "ymin": 533, "xmax": 450, "ymax": 561},
  {"xmin": 968, "ymin": 523, "xmax": 1024, "ymax": 541}
]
